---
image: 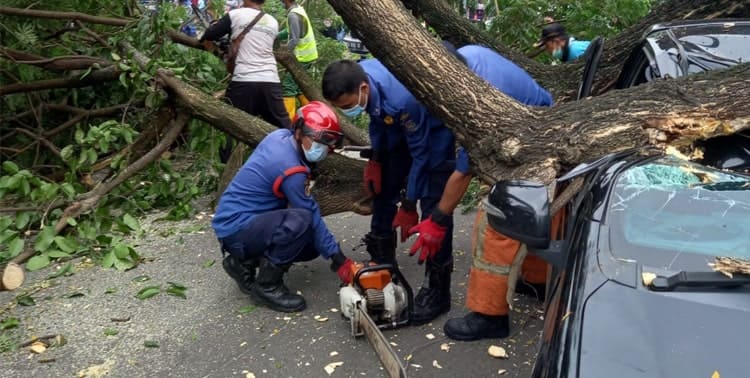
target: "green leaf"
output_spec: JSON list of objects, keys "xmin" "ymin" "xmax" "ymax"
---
[
  {"xmin": 103, "ymin": 328, "xmax": 119, "ymax": 336},
  {"xmin": 48, "ymin": 262, "xmax": 74, "ymax": 279},
  {"xmin": 86, "ymin": 149, "xmax": 98, "ymax": 165},
  {"xmin": 0, "ymin": 230, "xmax": 18, "ymax": 245},
  {"xmin": 113, "ymin": 258, "xmax": 135, "ymax": 271},
  {"xmin": 15, "ymin": 294, "xmax": 35, "ymax": 306},
  {"xmin": 131, "ymin": 275, "xmax": 150, "ymax": 283},
  {"xmin": 136, "ymin": 285, "xmax": 161, "ymax": 300},
  {"xmin": 60, "ymin": 145, "xmax": 75, "ymax": 162},
  {"xmin": 26, "ymin": 255, "xmax": 51, "ymax": 271},
  {"xmin": 102, "ymin": 251, "xmax": 116, "ymax": 268},
  {"xmin": 144, "ymin": 340, "xmax": 159, "ymax": 348},
  {"xmin": 113, "ymin": 244, "xmax": 130, "ymax": 259},
  {"xmin": 166, "ymin": 286, "xmax": 186, "ymax": 299},
  {"xmin": 0, "ymin": 217, "xmax": 12, "ymax": 231},
  {"xmin": 15, "ymin": 212, "xmax": 30, "ymax": 229},
  {"xmin": 64, "ymin": 291, "xmax": 85, "ymax": 298},
  {"xmin": 105, "ymin": 287, "xmax": 118, "ymax": 294},
  {"xmin": 54, "ymin": 236, "xmax": 78, "ymax": 253},
  {"xmin": 166, "ymin": 281, "xmax": 186, "ymax": 290},
  {"xmin": 34, "ymin": 225, "xmax": 56, "ymax": 252},
  {"xmin": 79, "ymin": 66, "xmax": 93, "ymax": 80},
  {"xmin": 74, "ymin": 129, "xmax": 85, "ymax": 144},
  {"xmin": 0, "ymin": 317, "xmax": 19, "ymax": 330},
  {"xmin": 111, "ymin": 52, "xmax": 121, "ymax": 61},
  {"xmin": 66, "ymin": 217, "xmax": 78, "ymax": 227},
  {"xmin": 202, "ymin": 259, "xmax": 215, "ymax": 268},
  {"xmin": 237, "ymin": 305, "xmax": 256, "ymax": 314},
  {"xmin": 46, "ymin": 250, "xmax": 71, "ymax": 258},
  {"xmin": 122, "ymin": 214, "xmax": 139, "ymax": 231},
  {"xmin": 7, "ymin": 238, "xmax": 24, "ymax": 258},
  {"xmin": 2, "ymin": 161, "xmax": 19, "ymax": 174}
]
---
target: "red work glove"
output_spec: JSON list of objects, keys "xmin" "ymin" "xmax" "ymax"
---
[
  {"xmin": 408, "ymin": 210, "xmax": 450, "ymax": 264},
  {"xmin": 331, "ymin": 251, "xmax": 354, "ymax": 284},
  {"xmin": 392, "ymin": 201, "xmax": 419, "ymax": 243},
  {"xmin": 363, "ymin": 160, "xmax": 382, "ymax": 196}
]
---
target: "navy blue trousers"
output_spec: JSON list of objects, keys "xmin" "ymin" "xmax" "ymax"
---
[
  {"xmin": 370, "ymin": 140, "xmax": 412, "ymax": 235},
  {"xmin": 218, "ymin": 208, "xmax": 318, "ymax": 265}
]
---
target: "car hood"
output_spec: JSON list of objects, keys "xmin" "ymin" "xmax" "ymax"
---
[{"xmin": 578, "ymin": 280, "xmax": 749, "ymax": 377}]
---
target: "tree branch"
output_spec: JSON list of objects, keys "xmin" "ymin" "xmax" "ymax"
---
[
  {"xmin": 43, "ymin": 103, "xmax": 133, "ymax": 137},
  {"xmin": 14, "ymin": 128, "xmax": 61, "ymax": 157},
  {"xmin": 0, "ymin": 67, "xmax": 120, "ymax": 96},
  {"xmin": 0, "ymin": 6, "xmax": 132, "ymax": 26},
  {"xmin": 0, "ymin": 47, "xmax": 111, "ymax": 72}
]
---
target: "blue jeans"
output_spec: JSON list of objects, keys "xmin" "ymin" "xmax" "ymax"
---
[{"xmin": 218, "ymin": 209, "xmax": 318, "ymax": 265}]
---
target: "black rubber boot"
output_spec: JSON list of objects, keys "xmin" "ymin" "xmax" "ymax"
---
[
  {"xmin": 515, "ymin": 280, "xmax": 546, "ymax": 302},
  {"xmin": 443, "ymin": 312, "xmax": 510, "ymax": 341},
  {"xmin": 363, "ymin": 231, "xmax": 397, "ymax": 264},
  {"xmin": 249, "ymin": 258, "xmax": 306, "ymax": 313},
  {"xmin": 222, "ymin": 255, "xmax": 259, "ymax": 295},
  {"xmin": 411, "ymin": 261, "xmax": 452, "ymax": 325}
]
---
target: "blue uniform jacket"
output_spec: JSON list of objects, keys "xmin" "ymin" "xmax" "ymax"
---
[
  {"xmin": 212, "ymin": 129, "xmax": 339, "ymax": 258},
  {"xmin": 360, "ymin": 59, "xmax": 455, "ymax": 201},
  {"xmin": 455, "ymin": 45, "xmax": 554, "ymax": 172}
]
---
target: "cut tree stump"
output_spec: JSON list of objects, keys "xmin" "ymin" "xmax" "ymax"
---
[{"xmin": 1, "ymin": 263, "xmax": 25, "ymax": 291}]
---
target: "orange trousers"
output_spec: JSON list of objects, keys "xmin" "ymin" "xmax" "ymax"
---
[{"xmin": 466, "ymin": 207, "xmax": 564, "ymax": 316}]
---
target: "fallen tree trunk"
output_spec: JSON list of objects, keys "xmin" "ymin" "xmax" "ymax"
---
[
  {"xmin": 0, "ymin": 47, "xmax": 111, "ymax": 72},
  {"xmin": 402, "ymin": 0, "xmax": 750, "ymax": 99},
  {"xmin": 0, "ymin": 6, "xmax": 132, "ymax": 26},
  {"xmin": 328, "ymin": 0, "xmax": 750, "ymax": 186}
]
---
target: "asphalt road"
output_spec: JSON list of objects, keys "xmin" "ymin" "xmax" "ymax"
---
[{"xmin": 0, "ymin": 207, "xmax": 544, "ymax": 378}]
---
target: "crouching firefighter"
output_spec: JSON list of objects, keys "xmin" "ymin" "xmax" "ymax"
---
[{"xmin": 211, "ymin": 101, "xmax": 356, "ymax": 312}]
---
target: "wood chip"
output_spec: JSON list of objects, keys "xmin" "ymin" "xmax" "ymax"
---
[
  {"xmin": 242, "ymin": 371, "xmax": 255, "ymax": 378},
  {"xmin": 405, "ymin": 354, "xmax": 412, "ymax": 361},
  {"xmin": 425, "ymin": 333, "xmax": 435, "ymax": 340},
  {"xmin": 498, "ymin": 369, "xmax": 508, "ymax": 375},
  {"xmin": 314, "ymin": 315, "xmax": 329, "ymax": 322},
  {"xmin": 329, "ymin": 351, "xmax": 339, "ymax": 357},
  {"xmin": 389, "ymin": 341, "xmax": 398, "ymax": 346},
  {"xmin": 29, "ymin": 342, "xmax": 47, "ymax": 354},
  {"xmin": 432, "ymin": 360, "xmax": 442, "ymax": 369},
  {"xmin": 440, "ymin": 343, "xmax": 450, "ymax": 352},
  {"xmin": 330, "ymin": 308, "xmax": 339, "ymax": 313},
  {"xmin": 324, "ymin": 361, "xmax": 344, "ymax": 375},
  {"xmin": 410, "ymin": 364, "xmax": 422, "ymax": 368},
  {"xmin": 488, "ymin": 345, "xmax": 508, "ymax": 359},
  {"xmin": 642, "ymin": 272, "xmax": 657, "ymax": 286}
]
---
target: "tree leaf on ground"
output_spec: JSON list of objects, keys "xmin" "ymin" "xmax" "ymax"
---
[
  {"xmin": 166, "ymin": 281, "xmax": 186, "ymax": 290},
  {"xmin": 144, "ymin": 340, "xmax": 159, "ymax": 348},
  {"xmin": 64, "ymin": 291, "xmax": 85, "ymax": 298},
  {"xmin": 131, "ymin": 275, "xmax": 150, "ymax": 282},
  {"xmin": 26, "ymin": 255, "xmax": 51, "ymax": 271},
  {"xmin": 0, "ymin": 317, "xmax": 19, "ymax": 330},
  {"xmin": 54, "ymin": 236, "xmax": 78, "ymax": 253},
  {"xmin": 34, "ymin": 226, "xmax": 56, "ymax": 252},
  {"xmin": 48, "ymin": 262, "xmax": 74, "ymax": 279},
  {"xmin": 122, "ymin": 214, "xmax": 139, "ymax": 231},
  {"xmin": 113, "ymin": 257, "xmax": 135, "ymax": 271},
  {"xmin": 7, "ymin": 237, "xmax": 24, "ymax": 258},
  {"xmin": 113, "ymin": 244, "xmax": 130, "ymax": 259},
  {"xmin": 103, "ymin": 328, "xmax": 119, "ymax": 336},
  {"xmin": 46, "ymin": 250, "xmax": 71, "ymax": 259},
  {"xmin": 15, "ymin": 212, "xmax": 30, "ymax": 229},
  {"xmin": 105, "ymin": 287, "xmax": 118, "ymax": 294},
  {"xmin": 16, "ymin": 294, "xmax": 35, "ymax": 306},
  {"xmin": 136, "ymin": 286, "xmax": 161, "ymax": 300},
  {"xmin": 202, "ymin": 259, "xmax": 215, "ymax": 268},
  {"xmin": 238, "ymin": 305, "xmax": 256, "ymax": 314},
  {"xmin": 166, "ymin": 287, "xmax": 187, "ymax": 299},
  {"xmin": 102, "ymin": 251, "xmax": 116, "ymax": 268}
]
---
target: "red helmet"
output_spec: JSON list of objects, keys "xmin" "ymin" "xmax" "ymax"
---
[{"xmin": 293, "ymin": 101, "xmax": 344, "ymax": 149}]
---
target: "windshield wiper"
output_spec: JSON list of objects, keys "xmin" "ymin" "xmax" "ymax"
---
[{"xmin": 649, "ymin": 271, "xmax": 750, "ymax": 291}]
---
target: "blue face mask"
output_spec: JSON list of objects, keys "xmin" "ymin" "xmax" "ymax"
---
[
  {"xmin": 552, "ymin": 47, "xmax": 563, "ymax": 59},
  {"xmin": 303, "ymin": 141, "xmax": 329, "ymax": 163},
  {"xmin": 340, "ymin": 86, "xmax": 367, "ymax": 118}
]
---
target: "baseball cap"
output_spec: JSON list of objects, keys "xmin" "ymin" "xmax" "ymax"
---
[{"xmin": 534, "ymin": 23, "xmax": 568, "ymax": 47}]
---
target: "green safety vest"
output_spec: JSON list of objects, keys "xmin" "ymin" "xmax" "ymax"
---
[{"xmin": 289, "ymin": 6, "xmax": 318, "ymax": 63}]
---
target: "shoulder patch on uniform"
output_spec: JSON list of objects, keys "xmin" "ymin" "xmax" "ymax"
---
[{"xmin": 384, "ymin": 115, "xmax": 394, "ymax": 125}]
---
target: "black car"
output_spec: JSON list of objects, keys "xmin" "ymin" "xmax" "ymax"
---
[
  {"xmin": 486, "ymin": 20, "xmax": 750, "ymax": 377},
  {"xmin": 487, "ymin": 150, "xmax": 750, "ymax": 378}
]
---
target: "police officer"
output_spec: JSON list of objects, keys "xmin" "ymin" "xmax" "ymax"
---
[
  {"xmin": 408, "ymin": 44, "xmax": 554, "ymax": 340},
  {"xmin": 212, "ymin": 102, "xmax": 354, "ymax": 313},
  {"xmin": 322, "ymin": 60, "xmax": 458, "ymax": 325}
]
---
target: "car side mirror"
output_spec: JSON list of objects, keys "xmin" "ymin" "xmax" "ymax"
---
[{"xmin": 483, "ymin": 180, "xmax": 551, "ymax": 249}]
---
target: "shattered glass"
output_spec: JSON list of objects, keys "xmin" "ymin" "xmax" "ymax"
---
[{"xmin": 608, "ymin": 157, "xmax": 750, "ymax": 271}]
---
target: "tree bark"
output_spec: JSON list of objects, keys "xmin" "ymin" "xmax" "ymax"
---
[
  {"xmin": 0, "ymin": 47, "xmax": 111, "ymax": 72},
  {"xmin": 401, "ymin": 0, "xmax": 750, "ymax": 99},
  {"xmin": 0, "ymin": 67, "xmax": 120, "ymax": 96},
  {"xmin": 327, "ymin": 0, "xmax": 750, "ymax": 186},
  {"xmin": 0, "ymin": 6, "xmax": 132, "ymax": 26}
]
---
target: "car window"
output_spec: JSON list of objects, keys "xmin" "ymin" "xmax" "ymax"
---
[{"xmin": 607, "ymin": 157, "xmax": 750, "ymax": 271}]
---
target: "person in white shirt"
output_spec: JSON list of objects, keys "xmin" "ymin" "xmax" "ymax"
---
[{"xmin": 200, "ymin": 0, "xmax": 291, "ymax": 162}]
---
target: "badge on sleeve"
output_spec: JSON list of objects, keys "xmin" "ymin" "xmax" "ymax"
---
[
  {"xmin": 384, "ymin": 115, "xmax": 394, "ymax": 125},
  {"xmin": 400, "ymin": 113, "xmax": 417, "ymax": 133}
]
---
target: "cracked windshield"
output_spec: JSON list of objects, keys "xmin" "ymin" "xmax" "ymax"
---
[{"xmin": 608, "ymin": 157, "xmax": 750, "ymax": 271}]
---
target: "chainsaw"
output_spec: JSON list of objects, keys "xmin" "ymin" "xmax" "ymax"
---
[{"xmin": 339, "ymin": 262, "xmax": 413, "ymax": 378}]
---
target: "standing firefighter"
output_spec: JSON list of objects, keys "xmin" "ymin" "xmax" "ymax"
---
[
  {"xmin": 323, "ymin": 59, "xmax": 457, "ymax": 325},
  {"xmin": 279, "ymin": 0, "xmax": 319, "ymax": 119},
  {"xmin": 406, "ymin": 44, "xmax": 556, "ymax": 340},
  {"xmin": 212, "ymin": 102, "xmax": 355, "ymax": 313}
]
